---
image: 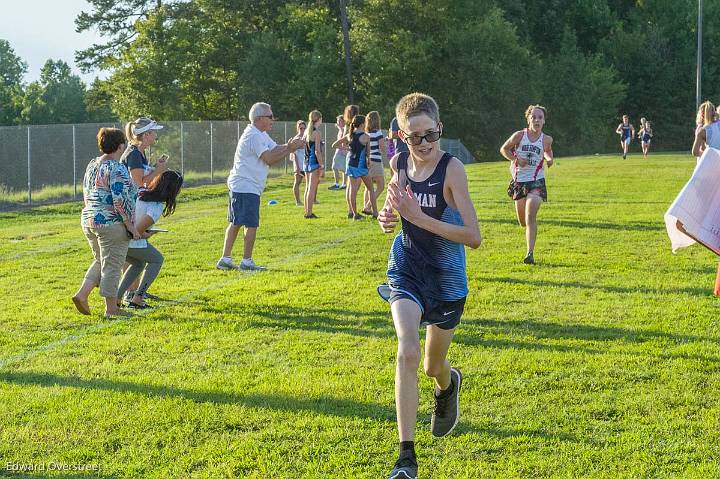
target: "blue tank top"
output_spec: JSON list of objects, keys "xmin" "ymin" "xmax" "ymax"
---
[
  {"xmin": 305, "ymin": 128, "xmax": 318, "ymax": 165},
  {"xmin": 348, "ymin": 131, "xmax": 367, "ymax": 169},
  {"xmin": 621, "ymin": 124, "xmax": 631, "ymax": 138},
  {"xmin": 387, "ymin": 151, "xmax": 468, "ymax": 301}
]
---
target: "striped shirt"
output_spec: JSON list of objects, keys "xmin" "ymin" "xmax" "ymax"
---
[{"xmin": 367, "ymin": 129, "xmax": 383, "ymax": 162}]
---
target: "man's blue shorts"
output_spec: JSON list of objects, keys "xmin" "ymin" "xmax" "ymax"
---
[{"xmin": 228, "ymin": 192, "xmax": 260, "ymax": 227}]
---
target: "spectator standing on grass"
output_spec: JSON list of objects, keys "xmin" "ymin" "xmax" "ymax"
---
[
  {"xmin": 692, "ymin": 101, "xmax": 718, "ymax": 162},
  {"xmin": 303, "ymin": 110, "xmax": 324, "ymax": 219},
  {"xmin": 72, "ymin": 128, "xmax": 140, "ymax": 318},
  {"xmin": 216, "ymin": 102, "xmax": 305, "ymax": 271},
  {"xmin": 122, "ymin": 117, "xmax": 168, "ymax": 188},
  {"xmin": 329, "ymin": 115, "xmax": 349, "ymax": 191},
  {"xmin": 290, "ymin": 120, "xmax": 307, "ymax": 206},
  {"xmin": 389, "ymin": 116, "xmax": 409, "ymax": 156},
  {"xmin": 363, "ymin": 111, "xmax": 387, "ymax": 215}
]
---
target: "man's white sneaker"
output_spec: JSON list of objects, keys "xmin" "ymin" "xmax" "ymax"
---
[
  {"xmin": 240, "ymin": 259, "xmax": 266, "ymax": 271},
  {"xmin": 216, "ymin": 258, "xmax": 239, "ymax": 270}
]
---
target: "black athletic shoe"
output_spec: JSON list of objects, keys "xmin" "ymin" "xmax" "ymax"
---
[
  {"xmin": 353, "ymin": 214, "xmax": 364, "ymax": 220},
  {"xmin": 431, "ymin": 368, "xmax": 462, "ymax": 438},
  {"xmin": 623, "ymin": 153, "xmax": 626, "ymax": 160},
  {"xmin": 523, "ymin": 252, "xmax": 535, "ymax": 265},
  {"xmin": 389, "ymin": 454, "xmax": 418, "ymax": 479}
]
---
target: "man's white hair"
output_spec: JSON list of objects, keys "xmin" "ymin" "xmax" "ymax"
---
[{"xmin": 249, "ymin": 102, "xmax": 272, "ymax": 122}]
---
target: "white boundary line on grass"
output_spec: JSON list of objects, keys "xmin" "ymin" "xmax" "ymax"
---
[{"xmin": 0, "ymin": 231, "xmax": 364, "ymax": 369}]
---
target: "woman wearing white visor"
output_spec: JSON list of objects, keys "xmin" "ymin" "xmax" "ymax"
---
[{"xmin": 122, "ymin": 117, "xmax": 169, "ymax": 188}]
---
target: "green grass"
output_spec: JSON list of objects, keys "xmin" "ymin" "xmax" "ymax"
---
[{"xmin": 1, "ymin": 153, "xmax": 719, "ymax": 478}]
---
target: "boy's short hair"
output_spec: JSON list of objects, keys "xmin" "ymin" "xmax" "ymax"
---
[{"xmin": 395, "ymin": 93, "xmax": 440, "ymax": 130}]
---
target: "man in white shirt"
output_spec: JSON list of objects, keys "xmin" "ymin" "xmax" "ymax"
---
[{"xmin": 217, "ymin": 102, "xmax": 305, "ymax": 271}]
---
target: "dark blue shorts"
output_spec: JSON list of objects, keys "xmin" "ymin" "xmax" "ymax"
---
[
  {"xmin": 389, "ymin": 286, "xmax": 465, "ymax": 330},
  {"xmin": 228, "ymin": 192, "xmax": 260, "ymax": 227}
]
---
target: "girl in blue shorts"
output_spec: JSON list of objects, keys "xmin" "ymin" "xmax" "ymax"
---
[
  {"xmin": 332, "ymin": 115, "xmax": 378, "ymax": 219},
  {"xmin": 303, "ymin": 110, "xmax": 324, "ymax": 218}
]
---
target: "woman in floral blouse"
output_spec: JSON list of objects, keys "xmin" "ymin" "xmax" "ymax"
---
[{"xmin": 72, "ymin": 128, "xmax": 140, "ymax": 318}]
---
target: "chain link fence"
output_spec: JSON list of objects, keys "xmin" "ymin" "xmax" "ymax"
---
[{"xmin": 0, "ymin": 121, "xmax": 475, "ymax": 209}]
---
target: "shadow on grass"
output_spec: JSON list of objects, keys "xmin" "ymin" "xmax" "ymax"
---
[
  {"xmin": 0, "ymin": 370, "xmax": 587, "ymax": 445},
  {"xmin": 0, "ymin": 370, "xmax": 397, "ymax": 422},
  {"xmin": 182, "ymin": 304, "xmax": 720, "ymax": 360},
  {"xmin": 460, "ymin": 318, "xmax": 719, "ymax": 349},
  {"xmin": 481, "ymin": 217, "xmax": 665, "ymax": 232},
  {"xmin": 480, "ymin": 275, "xmax": 709, "ymax": 297}
]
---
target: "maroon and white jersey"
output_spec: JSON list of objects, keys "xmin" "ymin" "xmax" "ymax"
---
[{"xmin": 511, "ymin": 129, "xmax": 545, "ymax": 182}]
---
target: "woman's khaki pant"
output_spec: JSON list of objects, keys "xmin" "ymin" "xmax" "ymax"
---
[{"xmin": 82, "ymin": 223, "xmax": 130, "ymax": 297}]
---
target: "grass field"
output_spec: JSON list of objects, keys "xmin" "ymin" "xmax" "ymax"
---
[{"xmin": 1, "ymin": 153, "xmax": 719, "ymax": 478}]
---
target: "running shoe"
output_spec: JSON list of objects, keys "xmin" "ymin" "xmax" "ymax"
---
[
  {"xmin": 431, "ymin": 368, "xmax": 462, "ymax": 437},
  {"xmin": 389, "ymin": 454, "xmax": 418, "ymax": 479}
]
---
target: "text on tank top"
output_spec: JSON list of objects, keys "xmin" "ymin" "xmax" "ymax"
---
[
  {"xmin": 388, "ymin": 151, "xmax": 468, "ymax": 300},
  {"xmin": 397, "ymin": 151, "xmax": 457, "ymax": 258},
  {"xmin": 512, "ymin": 129, "xmax": 545, "ymax": 182}
]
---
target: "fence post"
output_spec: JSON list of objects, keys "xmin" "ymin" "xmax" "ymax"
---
[
  {"xmin": 27, "ymin": 127, "xmax": 31, "ymax": 205},
  {"xmin": 72, "ymin": 125, "xmax": 77, "ymax": 198},
  {"xmin": 180, "ymin": 121, "xmax": 185, "ymax": 176},
  {"xmin": 210, "ymin": 122, "xmax": 214, "ymax": 184}
]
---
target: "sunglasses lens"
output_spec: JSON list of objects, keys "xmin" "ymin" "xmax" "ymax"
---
[{"xmin": 427, "ymin": 131, "xmax": 441, "ymax": 142}]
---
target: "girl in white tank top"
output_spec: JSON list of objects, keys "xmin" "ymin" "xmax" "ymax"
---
[
  {"xmin": 511, "ymin": 129, "xmax": 546, "ymax": 182},
  {"xmin": 692, "ymin": 101, "xmax": 719, "ymax": 164},
  {"xmin": 500, "ymin": 104, "xmax": 554, "ymax": 265}
]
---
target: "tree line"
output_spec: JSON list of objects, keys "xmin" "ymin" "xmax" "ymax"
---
[
  {"xmin": 0, "ymin": 41, "xmax": 116, "ymax": 126},
  {"xmin": 3, "ymin": 1, "xmax": 718, "ymax": 157}
]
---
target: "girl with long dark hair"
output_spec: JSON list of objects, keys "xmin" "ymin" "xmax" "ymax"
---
[{"xmin": 117, "ymin": 170, "xmax": 184, "ymax": 308}]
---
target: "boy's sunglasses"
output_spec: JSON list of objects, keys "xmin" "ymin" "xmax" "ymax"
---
[{"xmin": 401, "ymin": 128, "xmax": 442, "ymax": 146}]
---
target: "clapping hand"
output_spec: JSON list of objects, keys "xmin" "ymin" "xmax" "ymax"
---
[
  {"xmin": 386, "ymin": 182, "xmax": 421, "ymax": 223},
  {"xmin": 289, "ymin": 138, "xmax": 306, "ymax": 150},
  {"xmin": 156, "ymin": 154, "xmax": 169, "ymax": 172},
  {"xmin": 378, "ymin": 206, "xmax": 399, "ymax": 233}
]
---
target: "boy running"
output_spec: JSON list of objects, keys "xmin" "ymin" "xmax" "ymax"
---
[{"xmin": 378, "ymin": 93, "xmax": 481, "ymax": 479}]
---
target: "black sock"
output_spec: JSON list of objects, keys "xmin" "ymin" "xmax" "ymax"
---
[{"xmin": 399, "ymin": 441, "xmax": 416, "ymax": 458}]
